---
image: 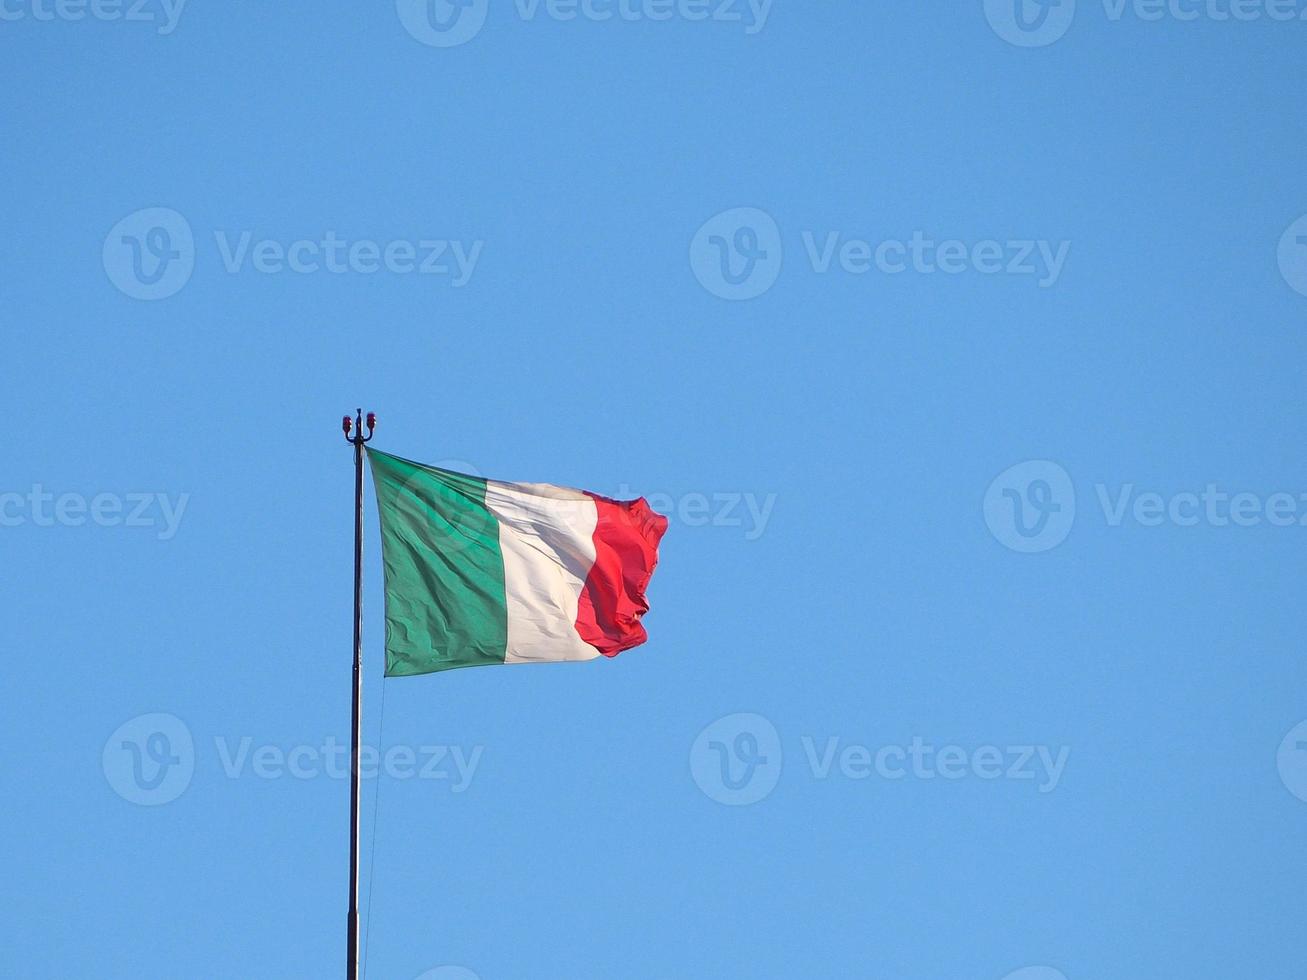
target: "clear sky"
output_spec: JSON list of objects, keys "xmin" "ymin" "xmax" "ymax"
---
[{"xmin": 4, "ymin": 3, "xmax": 1307, "ymax": 979}]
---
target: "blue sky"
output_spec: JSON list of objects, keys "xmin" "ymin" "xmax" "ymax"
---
[{"xmin": 4, "ymin": 3, "xmax": 1307, "ymax": 978}]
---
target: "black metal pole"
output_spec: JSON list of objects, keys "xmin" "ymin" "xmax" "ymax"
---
[{"xmin": 343, "ymin": 408, "xmax": 373, "ymax": 980}]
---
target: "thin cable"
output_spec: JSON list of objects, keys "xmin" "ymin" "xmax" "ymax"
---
[{"xmin": 360, "ymin": 674, "xmax": 388, "ymax": 980}]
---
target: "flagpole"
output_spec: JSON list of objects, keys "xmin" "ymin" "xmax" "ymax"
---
[{"xmin": 343, "ymin": 409, "xmax": 374, "ymax": 980}]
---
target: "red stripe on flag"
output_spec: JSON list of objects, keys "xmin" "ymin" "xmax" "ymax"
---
[{"xmin": 575, "ymin": 493, "xmax": 668, "ymax": 657}]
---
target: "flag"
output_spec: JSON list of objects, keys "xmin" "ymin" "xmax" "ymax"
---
[{"xmin": 366, "ymin": 448, "xmax": 667, "ymax": 676}]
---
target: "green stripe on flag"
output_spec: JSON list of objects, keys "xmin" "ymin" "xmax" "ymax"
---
[{"xmin": 367, "ymin": 448, "xmax": 509, "ymax": 675}]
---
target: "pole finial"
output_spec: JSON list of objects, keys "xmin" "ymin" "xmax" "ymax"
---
[{"xmin": 343, "ymin": 409, "xmax": 375, "ymax": 446}]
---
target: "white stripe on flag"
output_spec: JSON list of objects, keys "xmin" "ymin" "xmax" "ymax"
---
[{"xmin": 482, "ymin": 480, "xmax": 600, "ymax": 664}]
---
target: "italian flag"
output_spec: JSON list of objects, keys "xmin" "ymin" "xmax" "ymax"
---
[{"xmin": 367, "ymin": 448, "xmax": 667, "ymax": 676}]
